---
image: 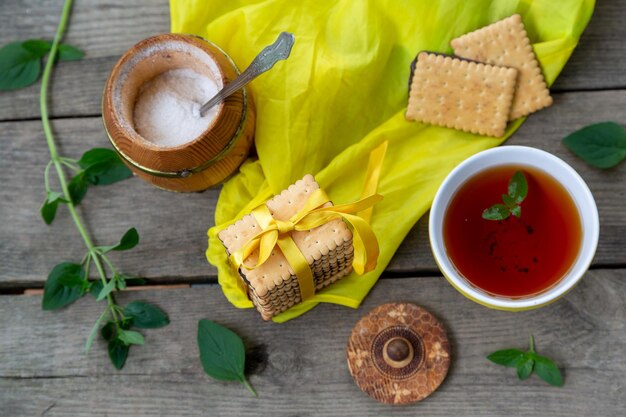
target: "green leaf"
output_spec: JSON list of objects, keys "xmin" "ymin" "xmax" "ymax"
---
[
  {"xmin": 198, "ymin": 320, "xmax": 245, "ymax": 381},
  {"xmin": 18, "ymin": 39, "xmax": 83, "ymax": 62},
  {"xmin": 58, "ymin": 273, "xmax": 88, "ymax": 290},
  {"xmin": 101, "ymin": 321, "xmax": 117, "ymax": 341},
  {"xmin": 0, "ymin": 41, "xmax": 41, "ymax": 90},
  {"xmin": 78, "ymin": 148, "xmax": 132, "ymax": 186},
  {"xmin": 40, "ymin": 198, "xmax": 59, "ymax": 225},
  {"xmin": 533, "ymin": 354, "xmax": 564, "ymax": 387},
  {"xmin": 68, "ymin": 173, "xmax": 89, "ymax": 205},
  {"xmin": 21, "ymin": 39, "xmax": 52, "ymax": 57},
  {"xmin": 119, "ymin": 317, "xmax": 133, "ymax": 330},
  {"xmin": 85, "ymin": 310, "xmax": 108, "ymax": 354},
  {"xmin": 502, "ymin": 194, "xmax": 516, "ymax": 209},
  {"xmin": 482, "ymin": 204, "xmax": 511, "ymax": 221},
  {"xmin": 42, "ymin": 262, "xmax": 86, "ymax": 310},
  {"xmin": 118, "ymin": 329, "xmax": 145, "ymax": 345},
  {"xmin": 197, "ymin": 319, "xmax": 256, "ymax": 396},
  {"xmin": 516, "ymin": 356, "xmax": 534, "ymax": 380},
  {"xmin": 78, "ymin": 148, "xmax": 119, "ymax": 169},
  {"xmin": 96, "ymin": 278, "xmax": 117, "ymax": 301},
  {"xmin": 482, "ymin": 171, "xmax": 528, "ymax": 220},
  {"xmin": 85, "ymin": 160, "xmax": 133, "ymax": 186},
  {"xmin": 562, "ymin": 122, "xmax": 626, "ymax": 169},
  {"xmin": 508, "ymin": 171, "xmax": 528, "ymax": 204},
  {"xmin": 115, "ymin": 228, "xmax": 139, "ymax": 251},
  {"xmin": 99, "ymin": 228, "xmax": 139, "ymax": 253},
  {"xmin": 90, "ymin": 280, "xmax": 104, "ymax": 299},
  {"xmin": 58, "ymin": 43, "xmax": 84, "ymax": 61},
  {"xmin": 516, "ymin": 358, "xmax": 533, "ymax": 380},
  {"xmin": 487, "ymin": 348, "xmax": 526, "ymax": 368},
  {"xmin": 108, "ymin": 339, "xmax": 129, "ymax": 369},
  {"xmin": 47, "ymin": 191, "xmax": 67, "ymax": 204},
  {"xmin": 124, "ymin": 301, "xmax": 170, "ymax": 329},
  {"xmin": 68, "ymin": 149, "xmax": 132, "ymax": 205},
  {"xmin": 40, "ymin": 191, "xmax": 68, "ymax": 225},
  {"xmin": 115, "ymin": 274, "xmax": 127, "ymax": 290}
]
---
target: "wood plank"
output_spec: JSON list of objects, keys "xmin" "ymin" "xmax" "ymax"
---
[
  {"xmin": 0, "ymin": 0, "xmax": 625, "ymax": 121},
  {"xmin": 0, "ymin": 120, "xmax": 221, "ymax": 286},
  {"xmin": 1, "ymin": 89, "xmax": 625, "ymax": 286},
  {"xmin": 552, "ymin": 0, "xmax": 626, "ymax": 91},
  {"xmin": 0, "ymin": 270, "xmax": 624, "ymax": 416}
]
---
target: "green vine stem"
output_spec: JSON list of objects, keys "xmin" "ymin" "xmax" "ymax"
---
[{"xmin": 40, "ymin": 0, "xmax": 121, "ymax": 326}]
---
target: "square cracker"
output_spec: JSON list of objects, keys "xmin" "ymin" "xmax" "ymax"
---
[
  {"xmin": 451, "ymin": 14, "xmax": 553, "ymax": 120},
  {"xmin": 406, "ymin": 52, "xmax": 517, "ymax": 137}
]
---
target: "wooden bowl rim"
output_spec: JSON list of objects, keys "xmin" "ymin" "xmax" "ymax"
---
[{"xmin": 102, "ymin": 33, "xmax": 249, "ymax": 174}]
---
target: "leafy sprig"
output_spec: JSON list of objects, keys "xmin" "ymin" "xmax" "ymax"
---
[
  {"xmin": 562, "ymin": 122, "xmax": 626, "ymax": 169},
  {"xmin": 2, "ymin": 0, "xmax": 169, "ymax": 369},
  {"xmin": 41, "ymin": 148, "xmax": 132, "ymax": 224},
  {"xmin": 97, "ymin": 301, "xmax": 169, "ymax": 369},
  {"xmin": 197, "ymin": 320, "xmax": 258, "ymax": 397},
  {"xmin": 0, "ymin": 39, "xmax": 84, "ymax": 90},
  {"xmin": 482, "ymin": 170, "xmax": 528, "ymax": 221},
  {"xmin": 487, "ymin": 335, "xmax": 564, "ymax": 387}
]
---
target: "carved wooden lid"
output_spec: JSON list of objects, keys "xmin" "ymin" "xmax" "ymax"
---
[{"xmin": 346, "ymin": 303, "xmax": 451, "ymax": 405}]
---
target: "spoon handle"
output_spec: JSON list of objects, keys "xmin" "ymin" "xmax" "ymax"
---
[{"xmin": 199, "ymin": 32, "xmax": 295, "ymax": 116}]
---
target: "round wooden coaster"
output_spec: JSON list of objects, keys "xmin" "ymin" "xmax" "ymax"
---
[{"xmin": 346, "ymin": 303, "xmax": 451, "ymax": 405}]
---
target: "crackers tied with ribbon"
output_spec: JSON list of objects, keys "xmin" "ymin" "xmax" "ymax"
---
[
  {"xmin": 406, "ymin": 52, "xmax": 517, "ymax": 137},
  {"xmin": 451, "ymin": 14, "xmax": 553, "ymax": 120},
  {"xmin": 219, "ymin": 175, "xmax": 373, "ymax": 320}
]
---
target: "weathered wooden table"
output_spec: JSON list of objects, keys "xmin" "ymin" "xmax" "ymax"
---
[{"xmin": 1, "ymin": 1, "xmax": 625, "ymax": 416}]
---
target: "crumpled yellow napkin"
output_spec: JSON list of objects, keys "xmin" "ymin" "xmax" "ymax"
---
[{"xmin": 170, "ymin": 0, "xmax": 594, "ymax": 322}]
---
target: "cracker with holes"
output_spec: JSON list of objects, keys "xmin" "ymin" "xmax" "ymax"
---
[
  {"xmin": 451, "ymin": 14, "xmax": 553, "ymax": 120},
  {"xmin": 406, "ymin": 52, "xmax": 517, "ymax": 137},
  {"xmin": 218, "ymin": 175, "xmax": 354, "ymax": 320}
]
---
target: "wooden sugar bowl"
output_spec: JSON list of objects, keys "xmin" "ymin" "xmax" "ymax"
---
[{"xmin": 102, "ymin": 33, "xmax": 255, "ymax": 192}]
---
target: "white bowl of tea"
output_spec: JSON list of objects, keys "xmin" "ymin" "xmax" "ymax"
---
[{"xmin": 429, "ymin": 146, "xmax": 599, "ymax": 310}]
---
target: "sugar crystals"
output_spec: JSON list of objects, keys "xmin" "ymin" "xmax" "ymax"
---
[{"xmin": 133, "ymin": 68, "xmax": 220, "ymax": 147}]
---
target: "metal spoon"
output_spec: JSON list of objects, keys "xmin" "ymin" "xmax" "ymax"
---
[{"xmin": 199, "ymin": 32, "xmax": 295, "ymax": 116}]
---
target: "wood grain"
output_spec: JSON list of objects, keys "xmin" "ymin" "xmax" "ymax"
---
[
  {"xmin": 0, "ymin": 0, "xmax": 625, "ymax": 121},
  {"xmin": 1, "ymin": 2, "xmax": 625, "ymax": 416},
  {"xmin": 0, "ymin": 271, "xmax": 624, "ymax": 416},
  {"xmin": 2, "ymin": 89, "xmax": 624, "ymax": 286}
]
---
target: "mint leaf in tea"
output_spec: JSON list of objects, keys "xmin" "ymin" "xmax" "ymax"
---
[{"xmin": 482, "ymin": 170, "xmax": 528, "ymax": 220}]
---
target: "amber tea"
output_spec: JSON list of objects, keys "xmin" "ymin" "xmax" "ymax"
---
[{"xmin": 443, "ymin": 165, "xmax": 582, "ymax": 297}]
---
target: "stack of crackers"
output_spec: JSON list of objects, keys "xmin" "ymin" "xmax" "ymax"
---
[
  {"xmin": 218, "ymin": 175, "xmax": 354, "ymax": 320},
  {"xmin": 406, "ymin": 14, "xmax": 552, "ymax": 137}
]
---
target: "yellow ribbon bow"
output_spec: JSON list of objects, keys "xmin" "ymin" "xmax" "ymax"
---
[{"xmin": 230, "ymin": 188, "xmax": 383, "ymax": 301}]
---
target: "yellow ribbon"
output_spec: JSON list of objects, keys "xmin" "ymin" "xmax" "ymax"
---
[
  {"xmin": 229, "ymin": 140, "xmax": 387, "ymax": 302},
  {"xmin": 230, "ymin": 188, "xmax": 383, "ymax": 301},
  {"xmin": 357, "ymin": 140, "xmax": 388, "ymax": 223}
]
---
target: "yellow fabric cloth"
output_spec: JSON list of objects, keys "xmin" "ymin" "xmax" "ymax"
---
[{"xmin": 170, "ymin": 0, "xmax": 594, "ymax": 322}]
